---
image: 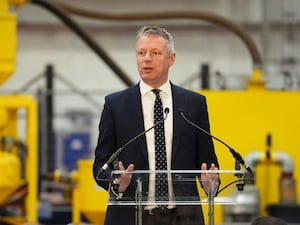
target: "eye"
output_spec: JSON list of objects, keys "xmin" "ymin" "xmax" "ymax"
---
[
  {"xmin": 137, "ymin": 51, "xmax": 146, "ymax": 56},
  {"xmin": 152, "ymin": 51, "xmax": 161, "ymax": 55}
]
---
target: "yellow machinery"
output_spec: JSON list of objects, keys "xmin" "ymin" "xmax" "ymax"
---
[
  {"xmin": 0, "ymin": 0, "xmax": 26, "ymax": 85},
  {"xmin": 72, "ymin": 160, "xmax": 108, "ymax": 225},
  {"xmin": 201, "ymin": 88, "xmax": 300, "ymax": 224},
  {"xmin": 0, "ymin": 0, "xmax": 16, "ymax": 85},
  {"xmin": 0, "ymin": 96, "xmax": 38, "ymax": 225},
  {"xmin": 1, "ymin": 1, "xmax": 38, "ymax": 224}
]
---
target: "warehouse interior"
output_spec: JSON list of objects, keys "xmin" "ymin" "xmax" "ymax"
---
[{"xmin": 1, "ymin": 0, "xmax": 300, "ymax": 224}]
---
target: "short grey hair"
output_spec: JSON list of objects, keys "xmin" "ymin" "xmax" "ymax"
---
[{"xmin": 136, "ymin": 25, "xmax": 175, "ymax": 54}]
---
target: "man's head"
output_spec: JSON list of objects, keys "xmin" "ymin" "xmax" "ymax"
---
[
  {"xmin": 136, "ymin": 25, "xmax": 175, "ymax": 54},
  {"xmin": 136, "ymin": 25, "xmax": 176, "ymax": 88}
]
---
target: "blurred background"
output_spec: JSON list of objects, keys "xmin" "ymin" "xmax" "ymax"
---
[{"xmin": 1, "ymin": 0, "xmax": 300, "ymax": 224}]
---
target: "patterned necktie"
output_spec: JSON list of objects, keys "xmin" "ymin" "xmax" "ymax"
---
[{"xmin": 152, "ymin": 89, "xmax": 168, "ymax": 203}]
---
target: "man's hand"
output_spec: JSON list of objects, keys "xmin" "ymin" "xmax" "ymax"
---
[
  {"xmin": 113, "ymin": 161, "xmax": 134, "ymax": 192},
  {"xmin": 200, "ymin": 163, "xmax": 219, "ymax": 196}
]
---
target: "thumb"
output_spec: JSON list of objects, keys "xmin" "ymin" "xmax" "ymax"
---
[{"xmin": 127, "ymin": 164, "xmax": 134, "ymax": 171}]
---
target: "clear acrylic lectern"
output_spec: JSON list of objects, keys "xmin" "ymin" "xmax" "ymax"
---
[{"xmin": 107, "ymin": 170, "xmax": 246, "ymax": 225}]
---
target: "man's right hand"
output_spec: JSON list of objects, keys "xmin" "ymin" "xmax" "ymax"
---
[{"xmin": 113, "ymin": 161, "xmax": 134, "ymax": 192}]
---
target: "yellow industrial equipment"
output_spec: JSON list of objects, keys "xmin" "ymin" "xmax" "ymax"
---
[
  {"xmin": 200, "ymin": 89, "xmax": 300, "ymax": 223},
  {"xmin": 0, "ymin": 143, "xmax": 23, "ymax": 204},
  {"xmin": 1, "ymin": 1, "xmax": 39, "ymax": 224},
  {"xmin": 72, "ymin": 160, "xmax": 108, "ymax": 225},
  {"xmin": 0, "ymin": 0, "xmax": 28, "ymax": 85},
  {"xmin": 0, "ymin": 96, "xmax": 38, "ymax": 225},
  {"xmin": 0, "ymin": 0, "xmax": 16, "ymax": 85}
]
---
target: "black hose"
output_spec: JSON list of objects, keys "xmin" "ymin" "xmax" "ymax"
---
[
  {"xmin": 30, "ymin": 0, "xmax": 262, "ymax": 84},
  {"xmin": 31, "ymin": 0, "xmax": 134, "ymax": 87},
  {"xmin": 50, "ymin": 1, "xmax": 262, "ymax": 67}
]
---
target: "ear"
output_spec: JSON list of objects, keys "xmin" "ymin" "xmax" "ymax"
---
[{"xmin": 169, "ymin": 52, "xmax": 176, "ymax": 66}]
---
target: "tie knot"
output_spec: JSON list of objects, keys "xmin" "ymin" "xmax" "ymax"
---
[{"xmin": 152, "ymin": 89, "xmax": 161, "ymax": 96}]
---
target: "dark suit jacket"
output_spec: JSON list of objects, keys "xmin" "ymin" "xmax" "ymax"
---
[{"xmin": 93, "ymin": 82, "xmax": 218, "ymax": 225}]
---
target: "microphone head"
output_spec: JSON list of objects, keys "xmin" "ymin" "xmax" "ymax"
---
[
  {"xmin": 178, "ymin": 108, "xmax": 184, "ymax": 115},
  {"xmin": 164, "ymin": 107, "xmax": 170, "ymax": 115}
]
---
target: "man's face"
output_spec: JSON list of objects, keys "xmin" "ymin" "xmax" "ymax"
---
[{"xmin": 136, "ymin": 35, "xmax": 176, "ymax": 88}]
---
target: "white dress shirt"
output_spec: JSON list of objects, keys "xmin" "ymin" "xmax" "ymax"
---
[{"xmin": 139, "ymin": 80, "xmax": 175, "ymax": 208}]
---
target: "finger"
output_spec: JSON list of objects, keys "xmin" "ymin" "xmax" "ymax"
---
[
  {"xmin": 127, "ymin": 164, "xmax": 134, "ymax": 171},
  {"xmin": 201, "ymin": 163, "xmax": 207, "ymax": 170},
  {"xmin": 210, "ymin": 163, "xmax": 216, "ymax": 170},
  {"xmin": 119, "ymin": 161, "xmax": 125, "ymax": 170}
]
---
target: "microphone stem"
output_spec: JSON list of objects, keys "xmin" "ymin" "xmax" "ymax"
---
[
  {"xmin": 180, "ymin": 111, "xmax": 252, "ymax": 175},
  {"xmin": 97, "ymin": 109, "xmax": 169, "ymax": 177}
]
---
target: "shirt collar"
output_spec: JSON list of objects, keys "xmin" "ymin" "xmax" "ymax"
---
[{"xmin": 139, "ymin": 80, "xmax": 171, "ymax": 96}]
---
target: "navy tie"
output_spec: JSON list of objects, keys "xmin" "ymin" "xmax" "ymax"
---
[{"xmin": 152, "ymin": 89, "xmax": 168, "ymax": 203}]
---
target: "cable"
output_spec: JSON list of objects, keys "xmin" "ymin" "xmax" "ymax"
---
[{"xmin": 31, "ymin": 0, "xmax": 134, "ymax": 87}]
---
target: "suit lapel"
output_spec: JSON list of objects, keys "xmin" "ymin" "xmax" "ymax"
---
[
  {"xmin": 171, "ymin": 84, "xmax": 186, "ymax": 161},
  {"xmin": 127, "ymin": 84, "xmax": 148, "ymax": 161}
]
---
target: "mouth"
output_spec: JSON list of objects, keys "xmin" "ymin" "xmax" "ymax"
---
[{"xmin": 143, "ymin": 67, "xmax": 154, "ymax": 72}]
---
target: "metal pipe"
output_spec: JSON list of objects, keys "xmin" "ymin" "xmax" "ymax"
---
[
  {"xmin": 275, "ymin": 152, "xmax": 294, "ymax": 173},
  {"xmin": 45, "ymin": 64, "xmax": 55, "ymax": 173},
  {"xmin": 245, "ymin": 150, "xmax": 296, "ymax": 204},
  {"xmin": 245, "ymin": 151, "xmax": 294, "ymax": 174},
  {"xmin": 245, "ymin": 151, "xmax": 262, "ymax": 172},
  {"xmin": 31, "ymin": 0, "xmax": 134, "ymax": 87},
  {"xmin": 51, "ymin": 0, "xmax": 262, "ymax": 67}
]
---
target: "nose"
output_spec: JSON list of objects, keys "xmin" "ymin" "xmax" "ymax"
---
[{"xmin": 144, "ymin": 52, "xmax": 152, "ymax": 61}]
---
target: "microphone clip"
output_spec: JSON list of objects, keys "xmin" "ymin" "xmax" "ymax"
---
[{"xmin": 234, "ymin": 159, "xmax": 245, "ymax": 191}]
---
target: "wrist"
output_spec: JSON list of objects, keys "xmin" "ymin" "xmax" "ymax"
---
[{"xmin": 110, "ymin": 181, "xmax": 124, "ymax": 200}]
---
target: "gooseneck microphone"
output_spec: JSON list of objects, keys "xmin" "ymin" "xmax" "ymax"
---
[
  {"xmin": 96, "ymin": 108, "xmax": 170, "ymax": 180},
  {"xmin": 179, "ymin": 108, "xmax": 253, "ymax": 175}
]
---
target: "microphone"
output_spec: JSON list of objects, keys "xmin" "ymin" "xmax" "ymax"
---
[
  {"xmin": 96, "ymin": 107, "xmax": 170, "ymax": 179},
  {"xmin": 178, "ymin": 108, "xmax": 253, "ymax": 175}
]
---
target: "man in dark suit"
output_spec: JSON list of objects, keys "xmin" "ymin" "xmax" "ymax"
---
[{"xmin": 93, "ymin": 25, "xmax": 219, "ymax": 225}]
